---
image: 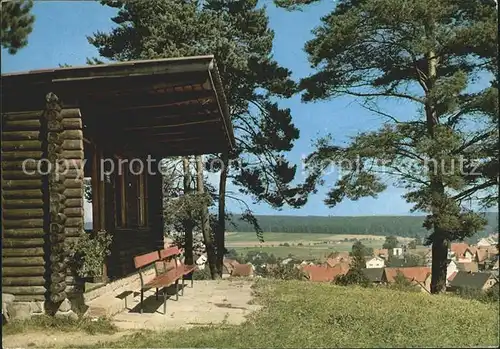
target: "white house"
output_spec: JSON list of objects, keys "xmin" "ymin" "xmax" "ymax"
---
[
  {"xmin": 365, "ymin": 256, "xmax": 385, "ymax": 269},
  {"xmin": 392, "ymin": 247, "xmax": 403, "ymax": 257},
  {"xmin": 478, "ymin": 237, "xmax": 497, "ymax": 247},
  {"xmin": 196, "ymin": 254, "xmax": 208, "ymax": 270},
  {"xmin": 457, "ymin": 248, "xmax": 476, "ymax": 263},
  {"xmin": 447, "ymin": 260, "xmax": 459, "ymax": 281}
]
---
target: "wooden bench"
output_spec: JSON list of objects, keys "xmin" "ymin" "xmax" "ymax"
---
[
  {"xmin": 159, "ymin": 247, "xmax": 197, "ymax": 296},
  {"xmin": 133, "ymin": 250, "xmax": 180, "ymax": 315},
  {"xmin": 133, "ymin": 247, "xmax": 197, "ymax": 315}
]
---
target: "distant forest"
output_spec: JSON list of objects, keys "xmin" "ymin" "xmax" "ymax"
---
[{"xmin": 227, "ymin": 212, "xmax": 498, "ymax": 238}]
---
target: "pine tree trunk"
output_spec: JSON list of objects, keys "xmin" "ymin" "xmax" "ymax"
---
[
  {"xmin": 430, "ymin": 232, "xmax": 449, "ymax": 293},
  {"xmin": 215, "ymin": 152, "xmax": 228, "ymax": 277},
  {"xmin": 182, "ymin": 157, "xmax": 194, "ymax": 266},
  {"xmin": 196, "ymin": 155, "xmax": 218, "ymax": 279},
  {"xmin": 425, "ymin": 42, "xmax": 448, "ymax": 294}
]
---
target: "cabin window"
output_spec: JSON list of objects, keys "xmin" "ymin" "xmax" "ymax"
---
[
  {"xmin": 114, "ymin": 159, "xmax": 125, "ymax": 228},
  {"xmin": 83, "ymin": 141, "xmax": 94, "ymax": 232},
  {"xmin": 83, "ymin": 177, "xmax": 93, "ymax": 231},
  {"xmin": 115, "ymin": 158, "xmax": 148, "ymax": 228}
]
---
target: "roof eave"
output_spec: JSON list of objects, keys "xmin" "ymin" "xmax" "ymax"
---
[{"xmin": 1, "ymin": 55, "xmax": 217, "ymax": 79}]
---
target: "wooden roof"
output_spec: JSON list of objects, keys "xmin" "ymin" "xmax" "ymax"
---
[
  {"xmin": 449, "ymin": 271, "xmax": 496, "ymax": 289},
  {"xmin": 1, "ymin": 55, "xmax": 235, "ymax": 157},
  {"xmin": 361, "ymin": 268, "xmax": 384, "ymax": 282}
]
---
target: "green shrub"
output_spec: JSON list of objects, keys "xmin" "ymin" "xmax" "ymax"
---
[
  {"xmin": 485, "ymin": 284, "xmax": 499, "ymax": 302},
  {"xmin": 67, "ymin": 230, "xmax": 113, "ymax": 278},
  {"xmin": 386, "ymin": 271, "xmax": 421, "ymax": 293},
  {"xmin": 333, "ymin": 269, "xmax": 371, "ymax": 288},
  {"xmin": 455, "ymin": 284, "xmax": 499, "ymax": 303},
  {"xmin": 192, "ymin": 268, "xmax": 212, "ymax": 280},
  {"xmin": 262, "ymin": 264, "xmax": 306, "ymax": 280}
]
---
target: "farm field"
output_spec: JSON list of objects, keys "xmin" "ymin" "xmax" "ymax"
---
[
  {"xmin": 226, "ymin": 232, "xmax": 413, "ymax": 246},
  {"xmin": 225, "ymin": 232, "xmax": 410, "ymax": 244},
  {"xmin": 225, "ymin": 232, "xmax": 417, "ymax": 259},
  {"xmin": 232, "ymin": 246, "xmax": 333, "ymax": 259}
]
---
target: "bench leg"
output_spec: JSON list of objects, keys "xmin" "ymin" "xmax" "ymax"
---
[
  {"xmin": 181, "ymin": 276, "xmax": 184, "ymax": 296},
  {"xmin": 140, "ymin": 289, "xmax": 144, "ymax": 314},
  {"xmin": 175, "ymin": 280, "xmax": 179, "ymax": 301},
  {"xmin": 163, "ymin": 287, "xmax": 167, "ymax": 315},
  {"xmin": 191, "ymin": 276, "xmax": 194, "ymax": 288},
  {"xmin": 156, "ymin": 288, "xmax": 158, "ymax": 300}
]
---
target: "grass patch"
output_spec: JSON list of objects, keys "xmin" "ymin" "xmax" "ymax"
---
[
  {"xmin": 3, "ymin": 315, "xmax": 117, "ymax": 336},
  {"xmin": 75, "ymin": 279, "xmax": 499, "ymax": 348},
  {"xmin": 226, "ymin": 232, "xmax": 331, "ymax": 243},
  {"xmin": 226, "ymin": 232, "xmax": 414, "ymax": 244},
  {"xmin": 232, "ymin": 246, "xmax": 333, "ymax": 259},
  {"xmin": 232, "ymin": 242, "xmax": 382, "ymax": 259}
]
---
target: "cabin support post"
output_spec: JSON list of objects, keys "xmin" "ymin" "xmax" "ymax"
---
[{"xmin": 44, "ymin": 92, "xmax": 68, "ymax": 308}]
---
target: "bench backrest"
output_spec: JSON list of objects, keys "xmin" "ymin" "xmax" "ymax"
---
[
  {"xmin": 134, "ymin": 251, "xmax": 160, "ymax": 269},
  {"xmin": 159, "ymin": 246, "xmax": 181, "ymax": 260}
]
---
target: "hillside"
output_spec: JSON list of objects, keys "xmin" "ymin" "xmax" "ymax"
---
[
  {"xmin": 80, "ymin": 279, "xmax": 499, "ymax": 348},
  {"xmin": 227, "ymin": 212, "xmax": 498, "ymax": 238}
]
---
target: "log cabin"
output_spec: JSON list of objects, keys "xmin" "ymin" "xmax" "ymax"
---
[{"xmin": 1, "ymin": 55, "xmax": 235, "ymax": 317}]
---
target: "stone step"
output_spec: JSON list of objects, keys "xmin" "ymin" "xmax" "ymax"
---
[{"xmin": 84, "ymin": 270, "xmax": 156, "ymax": 318}]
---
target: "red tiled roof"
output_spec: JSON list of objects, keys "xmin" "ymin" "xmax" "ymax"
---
[
  {"xmin": 325, "ymin": 258, "xmax": 337, "ymax": 268},
  {"xmin": 304, "ymin": 264, "xmax": 349, "ymax": 282},
  {"xmin": 457, "ymin": 262, "xmax": 479, "ymax": 273},
  {"xmin": 476, "ymin": 249, "xmax": 488, "ymax": 263},
  {"xmin": 231, "ymin": 263, "xmax": 253, "ymax": 277},
  {"xmin": 332, "ymin": 262, "xmax": 350, "ymax": 273},
  {"xmin": 465, "ymin": 246, "xmax": 477, "ymax": 256},
  {"xmin": 325, "ymin": 254, "xmax": 351, "ymax": 267},
  {"xmin": 485, "ymin": 245, "xmax": 499, "ymax": 255},
  {"xmin": 384, "ymin": 267, "xmax": 431, "ymax": 283},
  {"xmin": 374, "ymin": 248, "xmax": 389, "ymax": 257},
  {"xmin": 450, "ymin": 243, "xmax": 470, "ymax": 258},
  {"xmin": 223, "ymin": 259, "xmax": 239, "ymax": 274}
]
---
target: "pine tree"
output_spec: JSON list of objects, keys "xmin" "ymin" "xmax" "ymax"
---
[
  {"xmin": 87, "ymin": 0, "xmax": 308, "ymax": 276},
  {"xmin": 383, "ymin": 236, "xmax": 399, "ymax": 250},
  {"xmin": 276, "ymin": 0, "xmax": 498, "ymax": 293},
  {"xmin": 1, "ymin": 0, "xmax": 35, "ymax": 54},
  {"xmin": 351, "ymin": 241, "xmax": 368, "ymax": 269}
]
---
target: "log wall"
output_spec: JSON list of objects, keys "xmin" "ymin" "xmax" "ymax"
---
[
  {"xmin": 45, "ymin": 93, "xmax": 68, "ymax": 303},
  {"xmin": 2, "ymin": 109, "xmax": 48, "ymax": 301},
  {"xmin": 53, "ymin": 105, "xmax": 84, "ymax": 296},
  {"xmin": 1, "ymin": 104, "xmax": 84, "ymax": 303}
]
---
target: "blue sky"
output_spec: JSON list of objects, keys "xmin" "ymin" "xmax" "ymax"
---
[{"xmin": 2, "ymin": 0, "xmax": 420, "ymax": 217}]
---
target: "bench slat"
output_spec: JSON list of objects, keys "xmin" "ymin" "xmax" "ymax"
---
[
  {"xmin": 177, "ymin": 261, "xmax": 196, "ymax": 275},
  {"xmin": 159, "ymin": 247, "xmax": 181, "ymax": 259},
  {"xmin": 145, "ymin": 268, "xmax": 179, "ymax": 289},
  {"xmin": 134, "ymin": 251, "xmax": 160, "ymax": 269},
  {"xmin": 182, "ymin": 265, "xmax": 196, "ymax": 275}
]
